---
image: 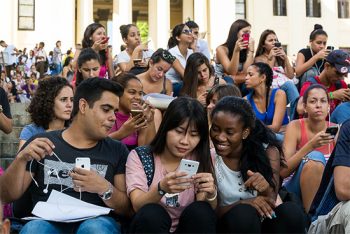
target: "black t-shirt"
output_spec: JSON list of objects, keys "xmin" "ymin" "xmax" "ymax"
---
[
  {"xmin": 298, "ymin": 48, "xmax": 325, "ymax": 73},
  {"xmin": 24, "ymin": 130, "xmax": 129, "ymax": 208},
  {"xmin": 0, "ymin": 87, "xmax": 12, "ymax": 118}
]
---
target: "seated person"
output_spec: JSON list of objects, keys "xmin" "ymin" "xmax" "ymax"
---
[
  {"xmin": 0, "ymin": 78, "xmax": 132, "ymax": 234},
  {"xmin": 0, "ymin": 200, "xmax": 10, "ymax": 234},
  {"xmin": 180, "ymin": 52, "xmax": 226, "ymax": 107},
  {"xmin": 281, "ymin": 84, "xmax": 336, "ymax": 212},
  {"xmin": 308, "ymin": 119, "xmax": 350, "ymax": 233},
  {"xmin": 126, "ymin": 97, "xmax": 216, "ymax": 233},
  {"xmin": 109, "ymin": 73, "xmax": 156, "ymax": 150},
  {"xmin": 210, "ymin": 96, "xmax": 306, "ymax": 233},
  {"xmin": 297, "ymin": 50, "xmax": 350, "ymax": 117},
  {"xmin": 244, "ymin": 62, "xmax": 289, "ymax": 135}
]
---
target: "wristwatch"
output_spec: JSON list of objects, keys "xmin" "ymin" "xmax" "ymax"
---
[
  {"xmin": 99, "ymin": 182, "xmax": 113, "ymax": 201},
  {"xmin": 158, "ymin": 181, "xmax": 166, "ymax": 196}
]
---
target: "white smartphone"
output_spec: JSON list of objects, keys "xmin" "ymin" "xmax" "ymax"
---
[
  {"xmin": 75, "ymin": 157, "xmax": 91, "ymax": 171},
  {"xmin": 178, "ymin": 159, "xmax": 199, "ymax": 185}
]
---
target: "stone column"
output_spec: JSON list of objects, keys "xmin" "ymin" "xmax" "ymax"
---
[
  {"xmin": 76, "ymin": 0, "xmax": 93, "ymax": 44},
  {"xmin": 112, "ymin": 0, "xmax": 132, "ymax": 54},
  {"xmin": 148, "ymin": 0, "xmax": 170, "ymax": 49}
]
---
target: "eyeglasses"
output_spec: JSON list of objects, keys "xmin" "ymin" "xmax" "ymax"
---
[{"xmin": 182, "ymin": 29, "xmax": 192, "ymax": 35}]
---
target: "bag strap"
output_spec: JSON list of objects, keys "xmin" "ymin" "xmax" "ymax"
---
[{"xmin": 135, "ymin": 146, "xmax": 155, "ymax": 187}]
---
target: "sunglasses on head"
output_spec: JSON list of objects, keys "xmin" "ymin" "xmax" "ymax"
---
[{"xmin": 182, "ymin": 29, "xmax": 192, "ymax": 35}]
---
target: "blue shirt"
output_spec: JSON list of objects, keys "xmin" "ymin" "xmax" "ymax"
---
[
  {"xmin": 20, "ymin": 123, "xmax": 45, "ymax": 141},
  {"xmin": 246, "ymin": 88, "xmax": 289, "ymax": 125}
]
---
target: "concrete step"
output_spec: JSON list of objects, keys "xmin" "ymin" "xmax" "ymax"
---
[
  {"xmin": 0, "ymin": 141, "xmax": 19, "ymax": 159},
  {"xmin": 12, "ymin": 114, "xmax": 31, "ymax": 127},
  {"xmin": 1, "ymin": 126, "xmax": 23, "ymax": 142}
]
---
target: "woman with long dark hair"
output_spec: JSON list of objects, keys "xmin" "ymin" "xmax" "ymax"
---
[
  {"xmin": 211, "ymin": 96, "xmax": 305, "ymax": 233},
  {"xmin": 215, "ymin": 19, "xmax": 255, "ymax": 86},
  {"xmin": 126, "ymin": 97, "xmax": 217, "ymax": 233}
]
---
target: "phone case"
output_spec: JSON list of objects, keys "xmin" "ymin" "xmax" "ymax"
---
[
  {"xmin": 75, "ymin": 157, "xmax": 91, "ymax": 170},
  {"xmin": 178, "ymin": 159, "xmax": 199, "ymax": 179},
  {"xmin": 325, "ymin": 126, "xmax": 338, "ymax": 136},
  {"xmin": 242, "ymin": 33, "xmax": 250, "ymax": 42}
]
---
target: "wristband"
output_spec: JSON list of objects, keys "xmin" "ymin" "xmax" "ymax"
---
[
  {"xmin": 206, "ymin": 187, "xmax": 217, "ymax": 202},
  {"xmin": 329, "ymin": 92, "xmax": 334, "ymax": 100}
]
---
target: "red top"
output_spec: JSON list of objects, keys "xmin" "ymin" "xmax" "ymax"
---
[{"xmin": 297, "ymin": 118, "xmax": 335, "ymax": 161}]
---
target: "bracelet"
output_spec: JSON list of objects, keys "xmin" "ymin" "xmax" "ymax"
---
[
  {"xmin": 329, "ymin": 92, "xmax": 334, "ymax": 100},
  {"xmin": 206, "ymin": 188, "xmax": 217, "ymax": 202}
]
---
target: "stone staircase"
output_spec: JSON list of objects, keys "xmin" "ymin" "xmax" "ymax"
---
[{"xmin": 0, "ymin": 103, "xmax": 31, "ymax": 169}]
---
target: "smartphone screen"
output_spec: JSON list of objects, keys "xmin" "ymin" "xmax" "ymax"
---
[{"xmin": 325, "ymin": 126, "xmax": 338, "ymax": 137}]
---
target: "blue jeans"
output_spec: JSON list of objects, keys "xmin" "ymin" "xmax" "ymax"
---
[
  {"xmin": 330, "ymin": 102, "xmax": 350, "ymax": 124},
  {"xmin": 284, "ymin": 151, "xmax": 326, "ymax": 198},
  {"xmin": 280, "ymin": 81, "xmax": 299, "ymax": 120},
  {"xmin": 20, "ymin": 216, "xmax": 121, "ymax": 234}
]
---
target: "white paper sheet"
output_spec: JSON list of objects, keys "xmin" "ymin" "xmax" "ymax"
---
[{"xmin": 23, "ymin": 190, "xmax": 112, "ymax": 223}]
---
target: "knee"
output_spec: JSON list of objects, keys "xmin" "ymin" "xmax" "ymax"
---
[
  {"xmin": 77, "ymin": 216, "xmax": 120, "ymax": 234},
  {"xmin": 134, "ymin": 203, "xmax": 169, "ymax": 224},
  {"xmin": 20, "ymin": 220, "xmax": 53, "ymax": 233},
  {"xmin": 274, "ymin": 202, "xmax": 307, "ymax": 231},
  {"xmin": 221, "ymin": 204, "xmax": 260, "ymax": 228},
  {"xmin": 302, "ymin": 160, "xmax": 325, "ymax": 176},
  {"xmin": 182, "ymin": 201, "xmax": 215, "ymax": 221}
]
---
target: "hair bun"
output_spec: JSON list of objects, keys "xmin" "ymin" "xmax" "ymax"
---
[{"xmin": 314, "ymin": 24, "xmax": 323, "ymax": 30}]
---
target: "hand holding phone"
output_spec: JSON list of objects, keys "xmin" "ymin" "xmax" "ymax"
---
[
  {"xmin": 326, "ymin": 46, "xmax": 334, "ymax": 51},
  {"xmin": 274, "ymin": 42, "xmax": 281, "ymax": 48},
  {"xmin": 101, "ymin": 36, "xmax": 110, "ymax": 44},
  {"xmin": 75, "ymin": 157, "xmax": 91, "ymax": 170},
  {"xmin": 325, "ymin": 126, "xmax": 339, "ymax": 137},
  {"xmin": 242, "ymin": 33, "xmax": 250, "ymax": 48},
  {"xmin": 178, "ymin": 159, "xmax": 199, "ymax": 185}
]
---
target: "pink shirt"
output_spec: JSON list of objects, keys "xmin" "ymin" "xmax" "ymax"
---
[
  {"xmin": 126, "ymin": 150, "xmax": 196, "ymax": 232},
  {"xmin": 109, "ymin": 112, "xmax": 138, "ymax": 147}
]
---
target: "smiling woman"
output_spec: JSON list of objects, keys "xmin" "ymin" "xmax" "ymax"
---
[{"xmin": 109, "ymin": 73, "xmax": 156, "ymax": 150}]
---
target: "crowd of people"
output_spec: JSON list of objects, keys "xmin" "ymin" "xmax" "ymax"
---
[{"xmin": 0, "ymin": 18, "xmax": 350, "ymax": 234}]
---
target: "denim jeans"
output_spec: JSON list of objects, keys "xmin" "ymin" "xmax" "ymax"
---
[
  {"xmin": 20, "ymin": 216, "xmax": 121, "ymax": 234},
  {"xmin": 172, "ymin": 82, "xmax": 183, "ymax": 97},
  {"xmin": 330, "ymin": 102, "xmax": 350, "ymax": 124},
  {"xmin": 280, "ymin": 81, "xmax": 299, "ymax": 120}
]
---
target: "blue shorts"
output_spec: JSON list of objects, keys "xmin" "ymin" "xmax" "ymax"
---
[{"xmin": 284, "ymin": 151, "xmax": 326, "ymax": 198}]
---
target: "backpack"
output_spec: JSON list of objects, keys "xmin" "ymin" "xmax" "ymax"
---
[{"xmin": 134, "ymin": 146, "xmax": 155, "ymax": 187}]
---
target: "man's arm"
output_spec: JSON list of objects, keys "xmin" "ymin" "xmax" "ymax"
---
[
  {"xmin": 334, "ymin": 166, "xmax": 350, "ymax": 201},
  {"xmin": 0, "ymin": 138, "xmax": 55, "ymax": 203},
  {"xmin": 0, "ymin": 111, "xmax": 12, "ymax": 134}
]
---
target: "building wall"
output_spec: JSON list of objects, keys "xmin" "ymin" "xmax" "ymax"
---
[
  {"xmin": 1, "ymin": 0, "xmax": 350, "ymax": 58},
  {"xmin": 0, "ymin": 0, "xmax": 75, "ymax": 53}
]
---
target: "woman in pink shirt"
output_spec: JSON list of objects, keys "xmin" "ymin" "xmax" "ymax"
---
[{"xmin": 126, "ymin": 97, "xmax": 217, "ymax": 233}]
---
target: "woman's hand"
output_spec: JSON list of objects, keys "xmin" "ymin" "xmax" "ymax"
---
[
  {"xmin": 120, "ymin": 114, "xmax": 148, "ymax": 135},
  {"xmin": 160, "ymin": 171, "xmax": 193, "ymax": 194},
  {"xmin": 248, "ymin": 37, "xmax": 255, "ymax": 52},
  {"xmin": 244, "ymin": 170, "xmax": 270, "ymax": 194},
  {"xmin": 309, "ymin": 131, "xmax": 334, "ymax": 149},
  {"xmin": 141, "ymin": 101, "xmax": 155, "ymax": 123},
  {"xmin": 234, "ymin": 38, "xmax": 247, "ymax": 52},
  {"xmin": 314, "ymin": 49, "xmax": 328, "ymax": 60},
  {"xmin": 193, "ymin": 173, "xmax": 216, "ymax": 199},
  {"xmin": 241, "ymin": 196, "xmax": 276, "ymax": 218},
  {"xmin": 91, "ymin": 38, "xmax": 108, "ymax": 52},
  {"xmin": 197, "ymin": 92, "xmax": 208, "ymax": 107}
]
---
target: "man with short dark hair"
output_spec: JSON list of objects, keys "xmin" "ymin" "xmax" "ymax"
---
[
  {"xmin": 0, "ymin": 78, "xmax": 131, "ymax": 233},
  {"xmin": 185, "ymin": 20, "xmax": 211, "ymax": 61},
  {"xmin": 297, "ymin": 50, "xmax": 350, "ymax": 116}
]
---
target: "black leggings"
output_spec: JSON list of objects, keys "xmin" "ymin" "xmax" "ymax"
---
[
  {"xmin": 218, "ymin": 202, "xmax": 306, "ymax": 233},
  {"xmin": 129, "ymin": 201, "xmax": 216, "ymax": 233}
]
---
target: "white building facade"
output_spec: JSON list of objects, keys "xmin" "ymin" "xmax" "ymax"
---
[{"xmin": 1, "ymin": 0, "xmax": 350, "ymax": 58}]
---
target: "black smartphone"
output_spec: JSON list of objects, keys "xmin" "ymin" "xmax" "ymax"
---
[
  {"xmin": 325, "ymin": 126, "xmax": 339, "ymax": 136},
  {"xmin": 274, "ymin": 42, "xmax": 281, "ymax": 48},
  {"xmin": 326, "ymin": 46, "xmax": 334, "ymax": 51}
]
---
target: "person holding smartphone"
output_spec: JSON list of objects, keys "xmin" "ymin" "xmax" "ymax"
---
[
  {"xmin": 210, "ymin": 96, "xmax": 306, "ymax": 233},
  {"xmin": 116, "ymin": 24, "xmax": 153, "ymax": 73},
  {"xmin": 126, "ymin": 97, "xmax": 217, "ymax": 233},
  {"xmin": 215, "ymin": 19, "xmax": 255, "ymax": 88},
  {"xmin": 254, "ymin": 29, "xmax": 299, "ymax": 120},
  {"xmin": 281, "ymin": 84, "xmax": 336, "ymax": 213},
  {"xmin": 109, "ymin": 73, "xmax": 156, "ymax": 151},
  {"xmin": 73, "ymin": 23, "xmax": 114, "ymax": 79}
]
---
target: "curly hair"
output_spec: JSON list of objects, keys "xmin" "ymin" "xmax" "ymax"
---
[{"xmin": 27, "ymin": 77, "xmax": 73, "ymax": 129}]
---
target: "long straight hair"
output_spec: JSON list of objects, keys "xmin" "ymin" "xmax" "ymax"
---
[{"xmin": 150, "ymin": 97, "xmax": 213, "ymax": 174}]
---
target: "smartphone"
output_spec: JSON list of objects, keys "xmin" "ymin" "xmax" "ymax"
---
[
  {"xmin": 325, "ymin": 126, "xmax": 339, "ymax": 137},
  {"xmin": 274, "ymin": 42, "xmax": 281, "ymax": 48},
  {"xmin": 102, "ymin": 36, "xmax": 110, "ymax": 44},
  {"xmin": 130, "ymin": 109, "xmax": 143, "ymax": 117},
  {"xmin": 133, "ymin": 58, "xmax": 142, "ymax": 66},
  {"xmin": 326, "ymin": 46, "xmax": 335, "ymax": 51},
  {"xmin": 178, "ymin": 159, "xmax": 199, "ymax": 185},
  {"xmin": 242, "ymin": 33, "xmax": 250, "ymax": 43},
  {"xmin": 75, "ymin": 157, "xmax": 91, "ymax": 170}
]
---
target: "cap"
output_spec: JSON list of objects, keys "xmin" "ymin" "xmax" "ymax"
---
[{"xmin": 326, "ymin": 49, "xmax": 350, "ymax": 74}]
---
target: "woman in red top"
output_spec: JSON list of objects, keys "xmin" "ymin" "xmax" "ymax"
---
[{"xmin": 281, "ymin": 84, "xmax": 336, "ymax": 212}]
